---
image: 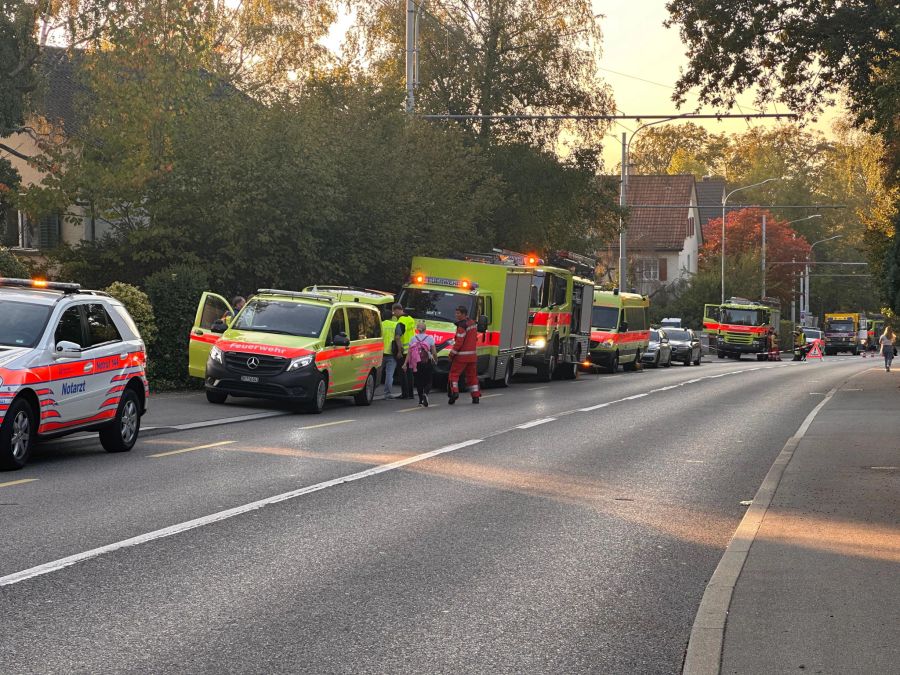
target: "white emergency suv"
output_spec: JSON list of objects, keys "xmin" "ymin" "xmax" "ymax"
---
[{"xmin": 0, "ymin": 278, "xmax": 149, "ymax": 470}]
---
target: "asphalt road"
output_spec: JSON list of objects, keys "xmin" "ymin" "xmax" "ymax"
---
[{"xmin": 0, "ymin": 355, "xmax": 869, "ymax": 674}]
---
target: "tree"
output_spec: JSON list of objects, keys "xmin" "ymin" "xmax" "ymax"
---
[
  {"xmin": 665, "ymin": 1, "xmax": 900, "ymax": 311},
  {"xmin": 0, "ymin": 0, "xmax": 39, "ymax": 137},
  {"xmin": 664, "ymin": 1, "xmax": 899, "ymax": 174},
  {"xmin": 350, "ymin": 0, "xmax": 615, "ymax": 154},
  {"xmin": 701, "ymin": 208, "xmax": 811, "ymax": 305},
  {"xmin": 628, "ymin": 122, "xmax": 726, "ymax": 176}
]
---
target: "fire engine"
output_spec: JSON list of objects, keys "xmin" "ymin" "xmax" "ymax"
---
[{"xmin": 703, "ymin": 297, "xmax": 781, "ymax": 360}]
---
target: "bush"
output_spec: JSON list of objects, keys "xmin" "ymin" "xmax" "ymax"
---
[
  {"xmin": 144, "ymin": 264, "xmax": 208, "ymax": 387},
  {"xmin": 0, "ymin": 247, "xmax": 27, "ymax": 278},
  {"xmin": 104, "ymin": 282, "xmax": 157, "ymax": 347}
]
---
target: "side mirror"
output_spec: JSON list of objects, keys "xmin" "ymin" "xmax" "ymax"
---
[
  {"xmin": 211, "ymin": 319, "xmax": 228, "ymax": 334},
  {"xmin": 55, "ymin": 341, "xmax": 82, "ymax": 358},
  {"xmin": 333, "ymin": 332, "xmax": 351, "ymax": 348},
  {"xmin": 620, "ymin": 321, "xmax": 628, "ymax": 332},
  {"xmin": 477, "ymin": 315, "xmax": 488, "ymax": 333}
]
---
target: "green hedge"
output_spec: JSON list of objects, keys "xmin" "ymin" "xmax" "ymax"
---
[
  {"xmin": 144, "ymin": 264, "xmax": 208, "ymax": 389},
  {"xmin": 104, "ymin": 282, "xmax": 157, "ymax": 347},
  {"xmin": 0, "ymin": 247, "xmax": 27, "ymax": 278}
]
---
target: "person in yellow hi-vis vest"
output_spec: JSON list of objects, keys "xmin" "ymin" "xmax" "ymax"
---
[
  {"xmin": 393, "ymin": 303, "xmax": 416, "ymax": 399},
  {"xmin": 382, "ymin": 310, "xmax": 399, "ymax": 398}
]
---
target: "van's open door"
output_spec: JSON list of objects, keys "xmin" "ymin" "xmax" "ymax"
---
[
  {"xmin": 703, "ymin": 304, "xmax": 721, "ymax": 333},
  {"xmin": 189, "ymin": 292, "xmax": 233, "ymax": 378}
]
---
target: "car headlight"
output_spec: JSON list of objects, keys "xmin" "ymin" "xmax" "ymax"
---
[
  {"xmin": 287, "ymin": 355, "xmax": 314, "ymax": 371},
  {"xmin": 210, "ymin": 346, "xmax": 223, "ymax": 364},
  {"xmin": 528, "ymin": 337, "xmax": 547, "ymax": 349}
]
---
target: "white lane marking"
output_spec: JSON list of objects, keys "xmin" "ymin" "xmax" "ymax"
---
[
  {"xmin": 480, "ymin": 393, "xmax": 504, "ymax": 399},
  {"xmin": 579, "ymin": 402, "xmax": 611, "ymax": 412},
  {"xmin": 169, "ymin": 411, "xmax": 288, "ymax": 431},
  {"xmin": 623, "ymin": 393, "xmax": 648, "ymax": 400},
  {"xmin": 527, "ymin": 386, "xmax": 549, "ymax": 391},
  {"xmin": 149, "ymin": 441, "xmax": 235, "ymax": 458},
  {"xmin": 0, "ymin": 439, "xmax": 483, "ymax": 588},
  {"xmin": 0, "ymin": 478, "xmax": 38, "ymax": 489},
  {"xmin": 298, "ymin": 419, "xmax": 355, "ymax": 430},
  {"xmin": 515, "ymin": 418, "xmax": 556, "ymax": 429}
]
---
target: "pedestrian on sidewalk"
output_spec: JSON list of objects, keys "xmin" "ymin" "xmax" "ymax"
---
[
  {"xmin": 448, "ymin": 305, "xmax": 481, "ymax": 405},
  {"xmin": 878, "ymin": 325, "xmax": 896, "ymax": 372},
  {"xmin": 403, "ymin": 320, "xmax": 437, "ymax": 407}
]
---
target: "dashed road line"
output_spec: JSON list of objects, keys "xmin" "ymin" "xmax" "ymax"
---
[
  {"xmin": 0, "ymin": 478, "xmax": 38, "ymax": 489},
  {"xmin": 515, "ymin": 418, "xmax": 556, "ymax": 429},
  {"xmin": 298, "ymin": 420, "xmax": 355, "ymax": 430},
  {"xmin": 148, "ymin": 441, "xmax": 235, "ymax": 458}
]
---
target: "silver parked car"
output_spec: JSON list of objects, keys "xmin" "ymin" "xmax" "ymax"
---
[
  {"xmin": 641, "ymin": 329, "xmax": 672, "ymax": 368},
  {"xmin": 665, "ymin": 328, "xmax": 702, "ymax": 366}
]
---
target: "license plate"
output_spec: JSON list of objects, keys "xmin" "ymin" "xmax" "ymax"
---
[{"xmin": 240, "ymin": 375, "xmax": 259, "ymax": 383}]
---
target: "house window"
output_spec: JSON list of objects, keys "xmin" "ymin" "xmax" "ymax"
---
[
  {"xmin": 635, "ymin": 258, "xmax": 659, "ymax": 281},
  {"xmin": 14, "ymin": 211, "xmax": 59, "ymax": 249}
]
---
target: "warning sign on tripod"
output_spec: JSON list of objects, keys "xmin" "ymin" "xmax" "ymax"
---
[{"xmin": 807, "ymin": 339, "xmax": 824, "ymax": 360}]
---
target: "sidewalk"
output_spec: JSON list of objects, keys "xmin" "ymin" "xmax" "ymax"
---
[{"xmin": 686, "ymin": 366, "xmax": 900, "ymax": 674}]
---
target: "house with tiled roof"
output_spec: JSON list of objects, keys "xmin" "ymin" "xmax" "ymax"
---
[
  {"xmin": 696, "ymin": 176, "xmax": 725, "ymax": 229},
  {"xmin": 598, "ymin": 174, "xmax": 702, "ymax": 296},
  {"xmin": 1, "ymin": 47, "xmax": 92, "ymax": 251}
]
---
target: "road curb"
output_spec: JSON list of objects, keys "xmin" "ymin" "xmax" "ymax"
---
[{"xmin": 681, "ymin": 370, "xmax": 864, "ymax": 674}]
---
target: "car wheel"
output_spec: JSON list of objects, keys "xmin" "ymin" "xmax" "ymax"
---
[
  {"xmin": 100, "ymin": 388, "xmax": 141, "ymax": 453},
  {"xmin": 562, "ymin": 360, "xmax": 578, "ymax": 380},
  {"xmin": 538, "ymin": 354, "xmax": 556, "ymax": 382},
  {"xmin": 306, "ymin": 373, "xmax": 328, "ymax": 414},
  {"xmin": 206, "ymin": 390, "xmax": 228, "ymax": 404},
  {"xmin": 683, "ymin": 356, "xmax": 691, "ymax": 366},
  {"xmin": 0, "ymin": 398, "xmax": 36, "ymax": 471},
  {"xmin": 606, "ymin": 352, "xmax": 619, "ymax": 374},
  {"xmin": 354, "ymin": 370, "xmax": 375, "ymax": 406}
]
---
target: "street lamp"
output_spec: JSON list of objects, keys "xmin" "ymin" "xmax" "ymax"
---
[
  {"xmin": 721, "ymin": 178, "xmax": 778, "ymax": 303},
  {"xmin": 803, "ymin": 234, "xmax": 842, "ymax": 324}
]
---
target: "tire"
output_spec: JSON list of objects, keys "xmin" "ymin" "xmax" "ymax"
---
[
  {"xmin": 683, "ymin": 356, "xmax": 691, "ymax": 366},
  {"xmin": 560, "ymin": 360, "xmax": 578, "ymax": 380},
  {"xmin": 717, "ymin": 352, "xmax": 725, "ymax": 359},
  {"xmin": 538, "ymin": 353, "xmax": 556, "ymax": 382},
  {"xmin": 100, "ymin": 388, "xmax": 141, "ymax": 454},
  {"xmin": 0, "ymin": 397, "xmax": 36, "ymax": 471},
  {"xmin": 354, "ymin": 370, "xmax": 375, "ymax": 406},
  {"xmin": 206, "ymin": 390, "xmax": 228, "ymax": 404},
  {"xmin": 305, "ymin": 373, "xmax": 328, "ymax": 414},
  {"xmin": 606, "ymin": 352, "xmax": 619, "ymax": 374}
]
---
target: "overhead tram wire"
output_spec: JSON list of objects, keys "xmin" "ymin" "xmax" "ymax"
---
[{"xmin": 421, "ymin": 113, "xmax": 795, "ymax": 121}]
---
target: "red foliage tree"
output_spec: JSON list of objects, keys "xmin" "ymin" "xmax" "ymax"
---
[{"xmin": 701, "ymin": 208, "xmax": 812, "ymax": 301}]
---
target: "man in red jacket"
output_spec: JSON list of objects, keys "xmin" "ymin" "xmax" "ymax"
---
[{"xmin": 448, "ymin": 305, "xmax": 481, "ymax": 404}]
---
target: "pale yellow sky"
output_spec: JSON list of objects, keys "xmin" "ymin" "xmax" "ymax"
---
[
  {"xmin": 322, "ymin": 1, "xmax": 842, "ymax": 169},
  {"xmin": 594, "ymin": 1, "xmax": 841, "ymax": 168}
]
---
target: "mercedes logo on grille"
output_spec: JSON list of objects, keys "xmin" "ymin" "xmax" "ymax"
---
[{"xmin": 246, "ymin": 356, "xmax": 260, "ymax": 370}]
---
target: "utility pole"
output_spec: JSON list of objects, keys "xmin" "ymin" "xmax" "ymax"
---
[
  {"xmin": 618, "ymin": 132, "xmax": 626, "ymax": 288},
  {"xmin": 761, "ymin": 214, "xmax": 766, "ymax": 298},
  {"xmin": 405, "ymin": 0, "xmax": 418, "ymax": 113}
]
